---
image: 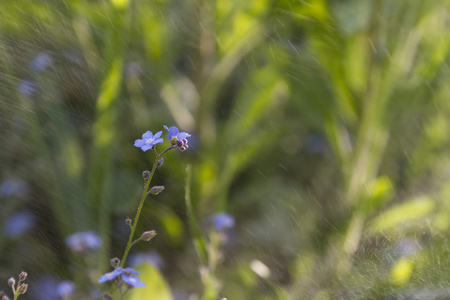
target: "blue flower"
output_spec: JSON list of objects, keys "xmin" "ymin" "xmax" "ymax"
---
[
  {"xmin": 163, "ymin": 126, "xmax": 191, "ymax": 151},
  {"xmin": 57, "ymin": 281, "xmax": 75, "ymax": 297},
  {"xmin": 66, "ymin": 231, "xmax": 101, "ymax": 252},
  {"xmin": 4, "ymin": 211, "xmax": 36, "ymax": 237},
  {"xmin": 134, "ymin": 131, "xmax": 164, "ymax": 152},
  {"xmin": 212, "ymin": 213, "xmax": 235, "ymax": 231},
  {"xmin": 30, "ymin": 52, "xmax": 53, "ymax": 73},
  {"xmin": 0, "ymin": 178, "xmax": 29, "ymax": 198},
  {"xmin": 163, "ymin": 126, "xmax": 191, "ymax": 142},
  {"xmin": 98, "ymin": 267, "xmax": 146, "ymax": 288},
  {"xmin": 19, "ymin": 79, "xmax": 36, "ymax": 96},
  {"xmin": 29, "ymin": 276, "xmax": 59, "ymax": 300},
  {"xmin": 129, "ymin": 252, "xmax": 163, "ymax": 269}
]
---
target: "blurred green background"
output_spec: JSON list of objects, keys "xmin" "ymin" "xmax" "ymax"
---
[{"xmin": 2, "ymin": 0, "xmax": 450, "ymax": 299}]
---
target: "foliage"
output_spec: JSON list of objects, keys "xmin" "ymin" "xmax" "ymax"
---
[{"xmin": 1, "ymin": 0, "xmax": 450, "ymax": 299}]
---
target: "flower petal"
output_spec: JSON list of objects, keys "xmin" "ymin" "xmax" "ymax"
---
[
  {"xmin": 134, "ymin": 139, "xmax": 145, "ymax": 147},
  {"xmin": 153, "ymin": 131, "xmax": 163, "ymax": 139},
  {"xmin": 122, "ymin": 274, "xmax": 146, "ymax": 287},
  {"xmin": 98, "ymin": 268, "xmax": 122, "ymax": 283},
  {"xmin": 177, "ymin": 132, "xmax": 191, "ymax": 140},
  {"xmin": 141, "ymin": 131, "xmax": 154, "ymax": 140},
  {"xmin": 122, "ymin": 268, "xmax": 140, "ymax": 275},
  {"xmin": 153, "ymin": 138, "xmax": 164, "ymax": 145},
  {"xmin": 168, "ymin": 127, "xmax": 179, "ymax": 139},
  {"xmin": 140, "ymin": 144, "xmax": 153, "ymax": 152}
]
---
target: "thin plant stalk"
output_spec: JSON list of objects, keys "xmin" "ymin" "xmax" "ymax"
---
[{"xmin": 119, "ymin": 146, "xmax": 172, "ymax": 268}]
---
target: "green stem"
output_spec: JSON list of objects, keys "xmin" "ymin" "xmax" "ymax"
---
[
  {"xmin": 13, "ymin": 280, "xmax": 21, "ymax": 300},
  {"xmin": 119, "ymin": 146, "xmax": 172, "ymax": 268}
]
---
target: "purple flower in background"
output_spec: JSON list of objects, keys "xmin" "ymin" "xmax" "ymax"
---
[
  {"xmin": 66, "ymin": 231, "xmax": 101, "ymax": 252},
  {"xmin": 134, "ymin": 131, "xmax": 164, "ymax": 152},
  {"xmin": 30, "ymin": 52, "xmax": 53, "ymax": 73},
  {"xmin": 98, "ymin": 267, "xmax": 145, "ymax": 288},
  {"xmin": 56, "ymin": 281, "xmax": 75, "ymax": 297},
  {"xmin": 4, "ymin": 211, "xmax": 36, "ymax": 237},
  {"xmin": 212, "ymin": 213, "xmax": 235, "ymax": 231},
  {"xmin": 30, "ymin": 276, "xmax": 59, "ymax": 300},
  {"xmin": 129, "ymin": 252, "xmax": 163, "ymax": 269},
  {"xmin": 0, "ymin": 178, "xmax": 29, "ymax": 198},
  {"xmin": 124, "ymin": 62, "xmax": 142, "ymax": 79},
  {"xmin": 19, "ymin": 79, "xmax": 36, "ymax": 96},
  {"xmin": 304, "ymin": 133, "xmax": 328, "ymax": 154}
]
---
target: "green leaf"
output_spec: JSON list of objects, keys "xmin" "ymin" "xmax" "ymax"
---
[
  {"xmin": 126, "ymin": 264, "xmax": 173, "ymax": 300},
  {"xmin": 369, "ymin": 196, "xmax": 435, "ymax": 233}
]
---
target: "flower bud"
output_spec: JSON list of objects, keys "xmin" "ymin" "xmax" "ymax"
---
[
  {"xmin": 156, "ymin": 157, "xmax": 165, "ymax": 167},
  {"xmin": 110, "ymin": 257, "xmax": 120, "ymax": 268},
  {"xmin": 125, "ymin": 216, "xmax": 132, "ymax": 226},
  {"xmin": 141, "ymin": 230, "xmax": 157, "ymax": 241},
  {"xmin": 142, "ymin": 170, "xmax": 150, "ymax": 182},
  {"xmin": 103, "ymin": 293, "xmax": 113, "ymax": 300},
  {"xmin": 18, "ymin": 272, "xmax": 27, "ymax": 281},
  {"xmin": 18, "ymin": 284, "xmax": 27, "ymax": 294},
  {"xmin": 7, "ymin": 278, "xmax": 15, "ymax": 288},
  {"xmin": 1, "ymin": 295, "xmax": 9, "ymax": 300},
  {"xmin": 149, "ymin": 186, "xmax": 164, "ymax": 195}
]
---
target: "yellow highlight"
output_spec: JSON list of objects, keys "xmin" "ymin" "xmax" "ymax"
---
[
  {"xmin": 110, "ymin": 0, "xmax": 129, "ymax": 9},
  {"xmin": 390, "ymin": 257, "xmax": 414, "ymax": 285},
  {"xmin": 370, "ymin": 196, "xmax": 435, "ymax": 232}
]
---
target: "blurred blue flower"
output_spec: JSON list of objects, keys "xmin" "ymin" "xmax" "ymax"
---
[
  {"xmin": 30, "ymin": 52, "xmax": 53, "ymax": 73},
  {"xmin": 90, "ymin": 288, "xmax": 101, "ymax": 298},
  {"xmin": 163, "ymin": 125, "xmax": 191, "ymax": 142},
  {"xmin": 129, "ymin": 252, "xmax": 163, "ymax": 269},
  {"xmin": 56, "ymin": 281, "xmax": 75, "ymax": 297},
  {"xmin": 124, "ymin": 62, "xmax": 142, "ymax": 79},
  {"xmin": 304, "ymin": 134, "xmax": 327, "ymax": 154},
  {"xmin": 66, "ymin": 231, "xmax": 101, "ymax": 252},
  {"xmin": 30, "ymin": 276, "xmax": 59, "ymax": 300},
  {"xmin": 212, "ymin": 213, "xmax": 235, "ymax": 231},
  {"xmin": 98, "ymin": 267, "xmax": 145, "ymax": 287},
  {"xmin": 134, "ymin": 131, "xmax": 164, "ymax": 152},
  {"xmin": 0, "ymin": 178, "xmax": 29, "ymax": 198},
  {"xmin": 19, "ymin": 79, "xmax": 36, "ymax": 96},
  {"xmin": 4, "ymin": 211, "xmax": 36, "ymax": 237}
]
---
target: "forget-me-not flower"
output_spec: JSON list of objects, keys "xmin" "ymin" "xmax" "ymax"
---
[
  {"xmin": 0, "ymin": 178, "xmax": 29, "ymax": 198},
  {"xmin": 98, "ymin": 267, "xmax": 146, "ymax": 288},
  {"xmin": 212, "ymin": 213, "xmax": 235, "ymax": 231},
  {"xmin": 19, "ymin": 79, "xmax": 36, "ymax": 97},
  {"xmin": 163, "ymin": 126, "xmax": 191, "ymax": 142},
  {"xmin": 163, "ymin": 126, "xmax": 191, "ymax": 151},
  {"xmin": 56, "ymin": 281, "xmax": 75, "ymax": 297},
  {"xmin": 129, "ymin": 251, "xmax": 163, "ymax": 269},
  {"xmin": 30, "ymin": 52, "xmax": 53, "ymax": 73},
  {"xmin": 66, "ymin": 231, "xmax": 101, "ymax": 252},
  {"xmin": 4, "ymin": 211, "xmax": 36, "ymax": 237},
  {"xmin": 134, "ymin": 131, "xmax": 164, "ymax": 152}
]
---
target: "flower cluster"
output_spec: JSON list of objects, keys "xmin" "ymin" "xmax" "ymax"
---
[{"xmin": 134, "ymin": 126, "xmax": 191, "ymax": 152}]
